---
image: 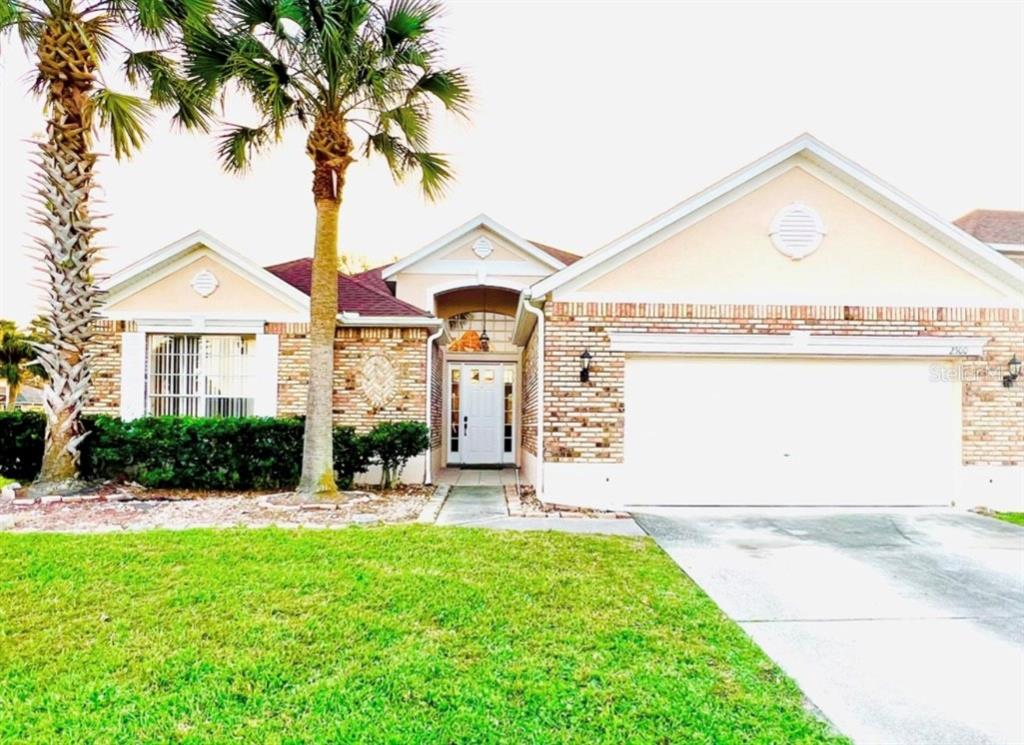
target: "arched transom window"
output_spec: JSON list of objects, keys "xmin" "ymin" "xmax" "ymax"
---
[{"xmin": 447, "ymin": 311, "xmax": 515, "ymax": 352}]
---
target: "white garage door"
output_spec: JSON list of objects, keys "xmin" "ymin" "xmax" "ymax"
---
[{"xmin": 624, "ymin": 356, "xmax": 960, "ymax": 506}]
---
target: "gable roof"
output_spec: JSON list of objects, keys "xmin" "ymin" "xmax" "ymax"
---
[
  {"xmin": 381, "ymin": 214, "xmax": 568, "ymax": 279},
  {"xmin": 528, "ymin": 134, "xmax": 1024, "ymax": 299},
  {"xmin": 102, "ymin": 229, "xmax": 312, "ymax": 313},
  {"xmin": 265, "ymin": 258, "xmax": 432, "ymax": 318},
  {"xmin": 955, "ymin": 209, "xmax": 1024, "ymax": 246}
]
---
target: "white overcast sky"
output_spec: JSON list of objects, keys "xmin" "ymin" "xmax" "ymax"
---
[{"xmin": 2, "ymin": 0, "xmax": 1022, "ymax": 324}]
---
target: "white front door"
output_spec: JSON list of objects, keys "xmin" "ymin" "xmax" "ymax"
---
[{"xmin": 456, "ymin": 364, "xmax": 504, "ymax": 465}]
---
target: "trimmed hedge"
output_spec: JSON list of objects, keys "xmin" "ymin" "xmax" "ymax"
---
[
  {"xmin": 0, "ymin": 410, "xmax": 45, "ymax": 481},
  {"xmin": 0, "ymin": 413, "xmax": 427, "ymax": 490}
]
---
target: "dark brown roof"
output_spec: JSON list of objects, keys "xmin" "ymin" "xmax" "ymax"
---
[
  {"xmin": 529, "ymin": 240, "xmax": 582, "ymax": 266},
  {"xmin": 954, "ymin": 210, "xmax": 1024, "ymax": 245},
  {"xmin": 264, "ymin": 258, "xmax": 430, "ymax": 317}
]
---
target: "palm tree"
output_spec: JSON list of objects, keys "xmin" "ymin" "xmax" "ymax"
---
[
  {"xmin": 0, "ymin": 321, "xmax": 36, "ymax": 411},
  {"xmin": 187, "ymin": 0, "xmax": 469, "ymax": 496},
  {"xmin": 0, "ymin": 0, "xmax": 212, "ymax": 487}
]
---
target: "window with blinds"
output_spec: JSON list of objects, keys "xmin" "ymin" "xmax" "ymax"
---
[{"xmin": 146, "ymin": 334, "xmax": 255, "ymax": 417}]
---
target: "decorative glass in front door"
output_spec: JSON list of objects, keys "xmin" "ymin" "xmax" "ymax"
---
[{"xmin": 449, "ymin": 364, "xmax": 510, "ymax": 465}]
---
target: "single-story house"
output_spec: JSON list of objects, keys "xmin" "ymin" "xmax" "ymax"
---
[
  {"xmin": 1, "ymin": 383, "xmax": 44, "ymax": 411},
  {"xmin": 88, "ymin": 134, "xmax": 1024, "ymax": 511}
]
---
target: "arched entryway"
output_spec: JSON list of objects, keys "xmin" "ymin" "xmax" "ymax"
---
[{"xmin": 433, "ymin": 286, "xmax": 521, "ymax": 467}]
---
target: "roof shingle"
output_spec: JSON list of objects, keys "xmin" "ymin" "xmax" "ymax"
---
[
  {"xmin": 954, "ymin": 209, "xmax": 1024, "ymax": 245},
  {"xmin": 264, "ymin": 258, "xmax": 431, "ymax": 317},
  {"xmin": 528, "ymin": 240, "xmax": 581, "ymax": 266}
]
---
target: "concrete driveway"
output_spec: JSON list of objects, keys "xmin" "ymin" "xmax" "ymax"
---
[{"xmin": 633, "ymin": 509, "xmax": 1024, "ymax": 745}]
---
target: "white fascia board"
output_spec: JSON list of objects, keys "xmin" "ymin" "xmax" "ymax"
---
[
  {"xmin": 609, "ymin": 331, "xmax": 989, "ymax": 358},
  {"xmin": 532, "ymin": 133, "xmax": 1024, "ymax": 297},
  {"xmin": 101, "ymin": 309, "xmax": 306, "ymax": 323},
  {"xmin": 130, "ymin": 316, "xmax": 270, "ymax": 334},
  {"xmin": 336, "ymin": 313, "xmax": 443, "ymax": 328},
  {"xmin": 398, "ymin": 260, "xmax": 552, "ymax": 277},
  {"xmin": 382, "ymin": 214, "xmax": 565, "ymax": 280},
  {"xmin": 101, "ymin": 229, "xmax": 312, "ymax": 311}
]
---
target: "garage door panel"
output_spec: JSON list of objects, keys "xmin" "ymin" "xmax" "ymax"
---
[{"xmin": 624, "ymin": 357, "xmax": 958, "ymax": 506}]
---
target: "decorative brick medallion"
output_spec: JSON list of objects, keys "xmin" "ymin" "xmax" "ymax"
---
[{"xmin": 358, "ymin": 353, "xmax": 399, "ymax": 408}]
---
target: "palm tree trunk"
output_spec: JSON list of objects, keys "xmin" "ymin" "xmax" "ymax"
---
[
  {"xmin": 298, "ymin": 177, "xmax": 341, "ymax": 495},
  {"xmin": 30, "ymin": 15, "xmax": 101, "ymax": 489},
  {"xmin": 6, "ymin": 383, "xmax": 19, "ymax": 412},
  {"xmin": 298, "ymin": 114, "xmax": 353, "ymax": 497}
]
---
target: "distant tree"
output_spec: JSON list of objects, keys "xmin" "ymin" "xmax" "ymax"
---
[
  {"xmin": 0, "ymin": 321, "xmax": 35, "ymax": 410},
  {"xmin": 338, "ymin": 253, "xmax": 372, "ymax": 275}
]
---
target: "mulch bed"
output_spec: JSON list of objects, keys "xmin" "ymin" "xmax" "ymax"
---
[{"xmin": 0, "ymin": 482, "xmax": 435, "ymax": 534}]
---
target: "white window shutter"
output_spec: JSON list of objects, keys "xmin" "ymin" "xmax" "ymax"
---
[
  {"xmin": 120, "ymin": 332, "xmax": 146, "ymax": 421},
  {"xmin": 253, "ymin": 333, "xmax": 279, "ymax": 417}
]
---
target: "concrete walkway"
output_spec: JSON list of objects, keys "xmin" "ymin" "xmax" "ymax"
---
[
  {"xmin": 436, "ymin": 485, "xmax": 643, "ymax": 536},
  {"xmin": 635, "ymin": 508, "xmax": 1024, "ymax": 745}
]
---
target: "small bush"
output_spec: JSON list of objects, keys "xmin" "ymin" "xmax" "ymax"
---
[
  {"xmin": 333, "ymin": 427, "xmax": 370, "ymax": 489},
  {"xmin": 0, "ymin": 410, "xmax": 45, "ymax": 481},
  {"xmin": 364, "ymin": 421, "xmax": 430, "ymax": 488}
]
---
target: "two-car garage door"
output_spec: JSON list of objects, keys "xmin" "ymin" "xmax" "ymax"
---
[{"xmin": 623, "ymin": 356, "xmax": 960, "ymax": 506}]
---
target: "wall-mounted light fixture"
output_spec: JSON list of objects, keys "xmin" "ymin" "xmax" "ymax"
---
[
  {"xmin": 1003, "ymin": 354, "xmax": 1022, "ymax": 388},
  {"xmin": 580, "ymin": 349, "xmax": 593, "ymax": 383}
]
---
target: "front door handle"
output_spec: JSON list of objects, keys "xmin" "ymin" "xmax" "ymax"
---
[{"xmin": 463, "ymin": 415, "xmax": 468, "ymax": 433}]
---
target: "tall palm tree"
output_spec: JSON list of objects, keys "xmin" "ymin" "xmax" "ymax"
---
[
  {"xmin": 187, "ymin": 0, "xmax": 469, "ymax": 496},
  {"xmin": 0, "ymin": 321, "xmax": 36, "ymax": 411},
  {"xmin": 0, "ymin": 0, "xmax": 211, "ymax": 487}
]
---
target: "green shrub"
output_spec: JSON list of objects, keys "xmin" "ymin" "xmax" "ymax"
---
[
  {"xmin": 364, "ymin": 421, "xmax": 429, "ymax": 488},
  {"xmin": 0, "ymin": 414, "xmax": 390, "ymax": 491},
  {"xmin": 0, "ymin": 410, "xmax": 45, "ymax": 481},
  {"xmin": 333, "ymin": 426, "xmax": 370, "ymax": 489}
]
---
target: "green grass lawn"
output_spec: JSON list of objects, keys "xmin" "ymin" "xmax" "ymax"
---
[
  {"xmin": 0, "ymin": 527, "xmax": 845, "ymax": 744},
  {"xmin": 994, "ymin": 512, "xmax": 1024, "ymax": 526}
]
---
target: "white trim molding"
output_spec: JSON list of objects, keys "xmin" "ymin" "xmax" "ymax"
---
[
  {"xmin": 336, "ymin": 313, "xmax": 443, "ymax": 328},
  {"xmin": 608, "ymin": 331, "xmax": 989, "ymax": 358},
  {"xmin": 382, "ymin": 214, "xmax": 565, "ymax": 279},
  {"xmin": 252, "ymin": 333, "xmax": 279, "ymax": 416},
  {"xmin": 530, "ymin": 133, "xmax": 1024, "ymax": 298},
  {"xmin": 130, "ymin": 316, "xmax": 269, "ymax": 334}
]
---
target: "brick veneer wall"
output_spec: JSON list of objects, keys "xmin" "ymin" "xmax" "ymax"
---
[
  {"xmin": 84, "ymin": 322, "xmax": 429, "ymax": 430},
  {"xmin": 84, "ymin": 320, "xmax": 136, "ymax": 415},
  {"xmin": 520, "ymin": 326, "xmax": 538, "ymax": 456},
  {"xmin": 270, "ymin": 324, "xmax": 428, "ymax": 431},
  {"xmin": 544, "ymin": 302, "xmax": 1024, "ymax": 466}
]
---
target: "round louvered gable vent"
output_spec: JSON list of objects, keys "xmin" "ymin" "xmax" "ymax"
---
[
  {"xmin": 770, "ymin": 203, "xmax": 826, "ymax": 259},
  {"xmin": 190, "ymin": 269, "xmax": 219, "ymax": 297}
]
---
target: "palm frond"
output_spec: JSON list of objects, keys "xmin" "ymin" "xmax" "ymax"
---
[
  {"xmin": 408, "ymin": 149, "xmax": 452, "ymax": 201},
  {"xmin": 382, "ymin": 101, "xmax": 428, "ymax": 147},
  {"xmin": 412, "ymin": 68, "xmax": 470, "ymax": 114},
  {"xmin": 123, "ymin": 49, "xmax": 213, "ymax": 130},
  {"xmin": 92, "ymin": 88, "xmax": 153, "ymax": 159},
  {"xmin": 216, "ymin": 121, "xmax": 274, "ymax": 172},
  {"xmin": 182, "ymin": 23, "xmax": 234, "ymax": 87},
  {"xmin": 382, "ymin": 0, "xmax": 439, "ymax": 48},
  {"xmin": 0, "ymin": 0, "xmax": 41, "ymax": 48}
]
